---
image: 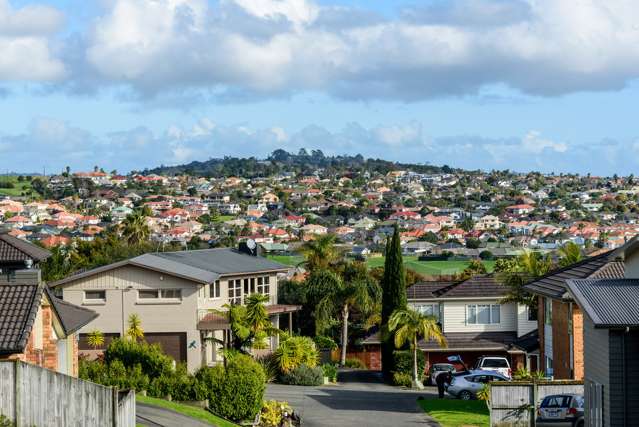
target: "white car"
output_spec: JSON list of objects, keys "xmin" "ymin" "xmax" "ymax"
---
[
  {"xmin": 446, "ymin": 370, "xmax": 509, "ymax": 400},
  {"xmin": 472, "ymin": 356, "xmax": 512, "ymax": 378}
]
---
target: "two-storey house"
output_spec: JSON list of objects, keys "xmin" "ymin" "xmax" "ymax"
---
[{"xmin": 49, "ymin": 248, "xmax": 294, "ymax": 372}]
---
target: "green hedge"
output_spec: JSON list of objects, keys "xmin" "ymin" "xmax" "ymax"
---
[
  {"xmin": 279, "ymin": 364, "xmax": 324, "ymax": 386},
  {"xmin": 393, "ymin": 350, "xmax": 425, "ymax": 379},
  {"xmin": 105, "ymin": 338, "xmax": 174, "ymax": 378}
]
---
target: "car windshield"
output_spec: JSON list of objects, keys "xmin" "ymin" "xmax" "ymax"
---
[
  {"xmin": 482, "ymin": 359, "xmax": 508, "ymax": 368},
  {"xmin": 434, "ymin": 364, "xmax": 454, "ymax": 371},
  {"xmin": 542, "ymin": 396, "xmax": 571, "ymax": 408}
]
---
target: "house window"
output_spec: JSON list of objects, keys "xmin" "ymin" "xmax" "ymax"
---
[
  {"xmin": 84, "ymin": 290, "xmax": 106, "ymax": 302},
  {"xmin": 138, "ymin": 289, "xmax": 181, "ymax": 300},
  {"xmin": 257, "ymin": 276, "xmax": 271, "ymax": 295},
  {"xmin": 414, "ymin": 304, "xmax": 439, "ymax": 320},
  {"xmin": 528, "ymin": 304, "xmax": 538, "ymax": 321},
  {"xmin": 210, "ymin": 280, "xmax": 220, "ymax": 299},
  {"xmin": 467, "ymin": 304, "xmax": 501, "ymax": 324},
  {"xmin": 545, "ymin": 298, "xmax": 553, "ymax": 325},
  {"xmin": 229, "ymin": 279, "xmax": 242, "ymax": 304}
]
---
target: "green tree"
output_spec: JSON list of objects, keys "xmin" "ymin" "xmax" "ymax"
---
[
  {"xmin": 497, "ymin": 251, "xmax": 553, "ymax": 307},
  {"xmin": 558, "ymin": 242, "xmax": 583, "ymax": 267},
  {"xmin": 388, "ymin": 308, "xmax": 446, "ymax": 389},
  {"xmin": 460, "ymin": 216, "xmax": 474, "ymax": 232},
  {"xmin": 87, "ymin": 330, "xmax": 105, "ymax": 349},
  {"xmin": 121, "ymin": 209, "xmax": 150, "ymax": 245},
  {"xmin": 300, "ymin": 234, "xmax": 340, "ymax": 272},
  {"xmin": 381, "ymin": 226, "xmax": 407, "ymax": 379},
  {"xmin": 126, "ymin": 314, "xmax": 144, "ymax": 341},
  {"xmin": 214, "ymin": 293, "xmax": 280, "ymax": 350}
]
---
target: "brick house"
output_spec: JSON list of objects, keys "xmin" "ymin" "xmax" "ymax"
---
[
  {"xmin": 524, "ymin": 250, "xmax": 624, "ymax": 379},
  {"xmin": 0, "ymin": 231, "xmax": 51, "ymax": 280},
  {"xmin": 0, "ymin": 270, "xmax": 97, "ymax": 376}
]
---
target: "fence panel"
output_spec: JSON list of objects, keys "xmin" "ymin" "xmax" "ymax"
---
[
  {"xmin": 0, "ymin": 362, "xmax": 15, "ymax": 420},
  {"xmin": 117, "ymin": 390, "xmax": 137, "ymax": 427}
]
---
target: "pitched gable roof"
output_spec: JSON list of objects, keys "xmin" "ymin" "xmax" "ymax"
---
[
  {"xmin": 0, "ymin": 284, "xmax": 42, "ymax": 354},
  {"xmin": 407, "ymin": 275, "xmax": 506, "ymax": 300},
  {"xmin": 0, "ymin": 233, "xmax": 51, "ymax": 263},
  {"xmin": 45, "ymin": 288, "xmax": 98, "ymax": 335},
  {"xmin": 567, "ymin": 279, "xmax": 639, "ymax": 328}
]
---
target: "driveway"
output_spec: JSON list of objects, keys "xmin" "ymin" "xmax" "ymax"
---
[
  {"xmin": 266, "ymin": 370, "xmax": 440, "ymax": 427},
  {"xmin": 136, "ymin": 403, "xmax": 212, "ymax": 427}
]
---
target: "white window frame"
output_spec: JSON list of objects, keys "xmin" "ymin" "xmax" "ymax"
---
[
  {"xmin": 257, "ymin": 276, "xmax": 271, "ymax": 296},
  {"xmin": 228, "ymin": 279, "xmax": 242, "ymax": 304},
  {"xmin": 137, "ymin": 289, "xmax": 182, "ymax": 301},
  {"xmin": 466, "ymin": 304, "xmax": 501, "ymax": 325},
  {"xmin": 83, "ymin": 290, "xmax": 106, "ymax": 304},
  {"xmin": 414, "ymin": 303, "xmax": 439, "ymax": 320},
  {"xmin": 210, "ymin": 280, "xmax": 221, "ymax": 299}
]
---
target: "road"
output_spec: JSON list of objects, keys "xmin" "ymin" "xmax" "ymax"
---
[
  {"xmin": 266, "ymin": 369, "xmax": 440, "ymax": 427},
  {"xmin": 136, "ymin": 403, "xmax": 212, "ymax": 427}
]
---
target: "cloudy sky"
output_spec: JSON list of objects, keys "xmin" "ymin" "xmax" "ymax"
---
[{"xmin": 1, "ymin": 0, "xmax": 639, "ymax": 175}]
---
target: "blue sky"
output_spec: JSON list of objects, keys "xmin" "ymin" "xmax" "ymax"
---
[{"xmin": 1, "ymin": 0, "xmax": 639, "ymax": 175}]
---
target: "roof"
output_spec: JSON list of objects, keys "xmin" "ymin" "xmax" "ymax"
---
[
  {"xmin": 418, "ymin": 331, "xmax": 520, "ymax": 351},
  {"xmin": 524, "ymin": 250, "xmax": 623, "ymax": 299},
  {"xmin": 0, "ymin": 284, "xmax": 42, "ymax": 354},
  {"xmin": 0, "ymin": 233, "xmax": 51, "ymax": 263},
  {"xmin": 407, "ymin": 281, "xmax": 457, "ymax": 299},
  {"xmin": 567, "ymin": 279, "xmax": 639, "ymax": 328},
  {"xmin": 407, "ymin": 275, "xmax": 506, "ymax": 300},
  {"xmin": 45, "ymin": 288, "xmax": 98, "ymax": 335},
  {"xmin": 50, "ymin": 248, "xmax": 290, "ymax": 287}
]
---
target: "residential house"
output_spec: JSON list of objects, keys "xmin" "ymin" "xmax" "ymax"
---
[
  {"xmin": 474, "ymin": 215, "xmax": 501, "ymax": 231},
  {"xmin": 0, "ymin": 232, "xmax": 51, "ymax": 281},
  {"xmin": 524, "ymin": 250, "xmax": 624, "ymax": 379},
  {"xmin": 50, "ymin": 249, "xmax": 296, "ymax": 372}
]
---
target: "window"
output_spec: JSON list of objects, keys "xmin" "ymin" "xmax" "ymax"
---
[
  {"xmin": 138, "ymin": 290, "xmax": 159, "ymax": 299},
  {"xmin": 415, "ymin": 304, "xmax": 439, "ymax": 320},
  {"xmin": 527, "ymin": 304, "xmax": 538, "ymax": 321},
  {"xmin": 210, "ymin": 280, "xmax": 220, "ymax": 299},
  {"xmin": 229, "ymin": 279, "xmax": 242, "ymax": 304},
  {"xmin": 257, "ymin": 276, "xmax": 271, "ymax": 295},
  {"xmin": 160, "ymin": 289, "xmax": 181, "ymax": 299},
  {"xmin": 467, "ymin": 304, "xmax": 501, "ymax": 324},
  {"xmin": 545, "ymin": 298, "xmax": 553, "ymax": 325},
  {"xmin": 138, "ymin": 289, "xmax": 181, "ymax": 300},
  {"xmin": 84, "ymin": 290, "xmax": 106, "ymax": 301},
  {"xmin": 482, "ymin": 359, "xmax": 509, "ymax": 368}
]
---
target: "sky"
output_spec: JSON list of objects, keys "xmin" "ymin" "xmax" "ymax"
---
[{"xmin": 1, "ymin": 0, "xmax": 639, "ymax": 176}]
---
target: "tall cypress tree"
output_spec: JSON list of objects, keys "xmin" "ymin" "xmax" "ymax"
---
[{"xmin": 381, "ymin": 225, "xmax": 407, "ymax": 379}]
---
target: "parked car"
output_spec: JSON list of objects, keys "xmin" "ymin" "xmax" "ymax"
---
[
  {"xmin": 446, "ymin": 370, "xmax": 509, "ymax": 400},
  {"xmin": 472, "ymin": 356, "xmax": 512, "ymax": 378},
  {"xmin": 537, "ymin": 394, "xmax": 584, "ymax": 427},
  {"xmin": 427, "ymin": 363, "xmax": 456, "ymax": 385}
]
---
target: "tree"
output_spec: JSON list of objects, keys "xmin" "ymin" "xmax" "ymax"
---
[
  {"xmin": 381, "ymin": 226, "xmax": 407, "ymax": 379},
  {"xmin": 121, "ymin": 209, "xmax": 150, "ymax": 245},
  {"xmin": 87, "ymin": 330, "xmax": 105, "ymax": 349},
  {"xmin": 497, "ymin": 251, "xmax": 552, "ymax": 308},
  {"xmin": 558, "ymin": 242, "xmax": 583, "ymax": 267},
  {"xmin": 215, "ymin": 294, "xmax": 280, "ymax": 350},
  {"xmin": 388, "ymin": 308, "xmax": 446, "ymax": 389},
  {"xmin": 300, "ymin": 234, "xmax": 340, "ymax": 272},
  {"xmin": 462, "ymin": 259, "xmax": 487, "ymax": 277},
  {"xmin": 126, "ymin": 314, "xmax": 144, "ymax": 341},
  {"xmin": 460, "ymin": 216, "xmax": 475, "ymax": 232}
]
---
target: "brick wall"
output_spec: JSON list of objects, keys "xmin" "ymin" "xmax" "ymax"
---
[{"xmin": 572, "ymin": 305, "xmax": 584, "ymax": 380}]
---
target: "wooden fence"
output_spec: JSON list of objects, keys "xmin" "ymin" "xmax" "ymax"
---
[
  {"xmin": 0, "ymin": 361, "xmax": 136, "ymax": 427},
  {"xmin": 489, "ymin": 381, "xmax": 584, "ymax": 427}
]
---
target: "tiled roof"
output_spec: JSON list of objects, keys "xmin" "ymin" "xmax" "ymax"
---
[
  {"xmin": 45, "ymin": 288, "xmax": 98, "ymax": 335},
  {"xmin": 407, "ymin": 275, "xmax": 506, "ymax": 300},
  {"xmin": 524, "ymin": 250, "xmax": 623, "ymax": 299},
  {"xmin": 0, "ymin": 233, "xmax": 51, "ymax": 263},
  {"xmin": 567, "ymin": 279, "xmax": 639, "ymax": 328},
  {"xmin": 418, "ymin": 331, "xmax": 518, "ymax": 351},
  {"xmin": 0, "ymin": 284, "xmax": 42, "ymax": 354},
  {"xmin": 406, "ymin": 281, "xmax": 457, "ymax": 299}
]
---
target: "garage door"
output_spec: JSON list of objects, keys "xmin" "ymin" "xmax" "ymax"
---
[{"xmin": 145, "ymin": 332, "xmax": 187, "ymax": 363}]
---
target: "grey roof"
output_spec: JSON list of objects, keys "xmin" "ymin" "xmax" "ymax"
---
[
  {"xmin": 407, "ymin": 281, "xmax": 457, "ymax": 299},
  {"xmin": 567, "ymin": 279, "xmax": 639, "ymax": 328},
  {"xmin": 0, "ymin": 232, "xmax": 51, "ymax": 263},
  {"xmin": 407, "ymin": 275, "xmax": 506, "ymax": 300},
  {"xmin": 0, "ymin": 284, "xmax": 42, "ymax": 354},
  {"xmin": 524, "ymin": 250, "xmax": 623, "ymax": 299},
  {"xmin": 45, "ymin": 288, "xmax": 98, "ymax": 335},
  {"xmin": 418, "ymin": 331, "xmax": 519, "ymax": 351},
  {"xmin": 50, "ymin": 248, "xmax": 290, "ymax": 287}
]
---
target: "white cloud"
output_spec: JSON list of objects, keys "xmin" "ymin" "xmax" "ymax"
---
[{"xmin": 521, "ymin": 130, "xmax": 567, "ymax": 154}]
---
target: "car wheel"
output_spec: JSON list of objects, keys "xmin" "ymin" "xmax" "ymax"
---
[{"xmin": 459, "ymin": 391, "xmax": 472, "ymax": 401}]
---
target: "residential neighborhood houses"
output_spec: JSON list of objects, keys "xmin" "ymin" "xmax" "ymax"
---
[{"xmin": 1, "ymin": 151, "xmax": 639, "ymax": 426}]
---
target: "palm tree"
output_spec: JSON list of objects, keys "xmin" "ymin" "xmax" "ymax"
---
[
  {"xmin": 388, "ymin": 308, "xmax": 447, "ymax": 389},
  {"xmin": 558, "ymin": 242, "xmax": 582, "ymax": 267},
  {"xmin": 126, "ymin": 313, "xmax": 144, "ymax": 341},
  {"xmin": 87, "ymin": 330, "xmax": 105, "ymax": 349},
  {"xmin": 213, "ymin": 294, "xmax": 280, "ymax": 350},
  {"xmin": 121, "ymin": 210, "xmax": 150, "ymax": 245},
  {"xmin": 300, "ymin": 234, "xmax": 340, "ymax": 272},
  {"xmin": 498, "ymin": 251, "xmax": 553, "ymax": 307}
]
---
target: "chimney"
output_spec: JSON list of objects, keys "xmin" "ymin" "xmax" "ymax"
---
[{"xmin": 13, "ymin": 269, "xmax": 42, "ymax": 285}]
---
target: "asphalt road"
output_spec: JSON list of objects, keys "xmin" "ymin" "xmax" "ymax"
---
[
  {"xmin": 266, "ymin": 370, "xmax": 440, "ymax": 427},
  {"xmin": 136, "ymin": 403, "xmax": 212, "ymax": 427}
]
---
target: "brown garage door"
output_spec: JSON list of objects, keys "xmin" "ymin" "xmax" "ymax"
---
[{"xmin": 145, "ymin": 332, "xmax": 187, "ymax": 363}]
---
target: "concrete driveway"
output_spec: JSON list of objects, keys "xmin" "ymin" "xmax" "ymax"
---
[
  {"xmin": 136, "ymin": 403, "xmax": 212, "ymax": 427},
  {"xmin": 266, "ymin": 370, "xmax": 440, "ymax": 427}
]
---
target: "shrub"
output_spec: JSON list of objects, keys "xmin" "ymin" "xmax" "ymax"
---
[
  {"xmin": 259, "ymin": 400, "xmax": 293, "ymax": 427},
  {"xmin": 392, "ymin": 372, "xmax": 412, "ymax": 387},
  {"xmin": 321, "ymin": 363, "xmax": 338, "ymax": 382},
  {"xmin": 479, "ymin": 250, "xmax": 494, "ymax": 260},
  {"xmin": 477, "ymin": 384, "xmax": 491, "ymax": 402},
  {"xmin": 197, "ymin": 354, "xmax": 265, "ymax": 422},
  {"xmin": 256, "ymin": 354, "xmax": 279, "ymax": 383},
  {"xmin": 279, "ymin": 364, "xmax": 324, "ymax": 386},
  {"xmin": 80, "ymin": 358, "xmax": 150, "ymax": 392},
  {"xmin": 344, "ymin": 358, "xmax": 367, "ymax": 369},
  {"xmin": 393, "ymin": 350, "xmax": 425, "ymax": 379},
  {"xmin": 274, "ymin": 336, "xmax": 319, "ymax": 373},
  {"xmin": 148, "ymin": 364, "xmax": 207, "ymax": 401},
  {"xmin": 105, "ymin": 338, "xmax": 173, "ymax": 378},
  {"xmin": 313, "ymin": 335, "xmax": 337, "ymax": 350}
]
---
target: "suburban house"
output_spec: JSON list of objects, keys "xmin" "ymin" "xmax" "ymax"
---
[
  {"xmin": 0, "ymin": 231, "xmax": 51, "ymax": 280},
  {"xmin": 364, "ymin": 275, "xmax": 538, "ymax": 372},
  {"xmin": 0, "ymin": 269, "xmax": 97, "ymax": 376},
  {"xmin": 49, "ymin": 248, "xmax": 295, "ymax": 372},
  {"xmin": 524, "ymin": 250, "xmax": 624, "ymax": 379}
]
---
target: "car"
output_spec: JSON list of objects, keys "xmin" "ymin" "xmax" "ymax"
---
[
  {"xmin": 446, "ymin": 370, "xmax": 509, "ymax": 400},
  {"xmin": 427, "ymin": 363, "xmax": 456, "ymax": 385},
  {"xmin": 472, "ymin": 356, "xmax": 511, "ymax": 378},
  {"xmin": 536, "ymin": 394, "xmax": 584, "ymax": 427}
]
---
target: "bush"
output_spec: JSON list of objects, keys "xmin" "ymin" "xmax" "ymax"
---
[
  {"xmin": 393, "ymin": 350, "xmax": 425, "ymax": 379},
  {"xmin": 313, "ymin": 335, "xmax": 337, "ymax": 350},
  {"xmin": 274, "ymin": 336, "xmax": 319, "ymax": 373},
  {"xmin": 259, "ymin": 400, "xmax": 293, "ymax": 427},
  {"xmin": 321, "ymin": 363, "xmax": 338, "ymax": 383},
  {"xmin": 105, "ymin": 338, "xmax": 174, "ymax": 378},
  {"xmin": 197, "ymin": 354, "xmax": 265, "ymax": 422},
  {"xmin": 344, "ymin": 358, "xmax": 367, "ymax": 369},
  {"xmin": 279, "ymin": 364, "xmax": 324, "ymax": 386},
  {"xmin": 392, "ymin": 372, "xmax": 412, "ymax": 387},
  {"xmin": 79, "ymin": 358, "xmax": 150, "ymax": 392},
  {"xmin": 148, "ymin": 364, "xmax": 207, "ymax": 401},
  {"xmin": 256, "ymin": 354, "xmax": 279, "ymax": 383},
  {"xmin": 479, "ymin": 250, "xmax": 494, "ymax": 260}
]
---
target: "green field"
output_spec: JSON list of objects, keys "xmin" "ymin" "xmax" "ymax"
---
[
  {"xmin": 267, "ymin": 255, "xmax": 495, "ymax": 276},
  {"xmin": 418, "ymin": 399, "xmax": 489, "ymax": 427},
  {"xmin": 0, "ymin": 176, "xmax": 36, "ymax": 197},
  {"xmin": 136, "ymin": 394, "xmax": 239, "ymax": 427}
]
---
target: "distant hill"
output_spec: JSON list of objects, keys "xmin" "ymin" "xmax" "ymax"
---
[{"xmin": 144, "ymin": 149, "xmax": 455, "ymax": 177}]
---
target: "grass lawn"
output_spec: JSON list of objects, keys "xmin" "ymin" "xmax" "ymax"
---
[
  {"xmin": 418, "ymin": 399, "xmax": 489, "ymax": 427},
  {"xmin": 215, "ymin": 215, "xmax": 236, "ymax": 223},
  {"xmin": 136, "ymin": 394, "xmax": 239, "ymax": 427},
  {"xmin": 268, "ymin": 254, "xmax": 495, "ymax": 276},
  {"xmin": 0, "ymin": 176, "xmax": 37, "ymax": 197}
]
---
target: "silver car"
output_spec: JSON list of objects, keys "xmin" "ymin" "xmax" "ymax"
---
[
  {"xmin": 446, "ymin": 370, "xmax": 509, "ymax": 400},
  {"xmin": 537, "ymin": 394, "xmax": 584, "ymax": 427}
]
